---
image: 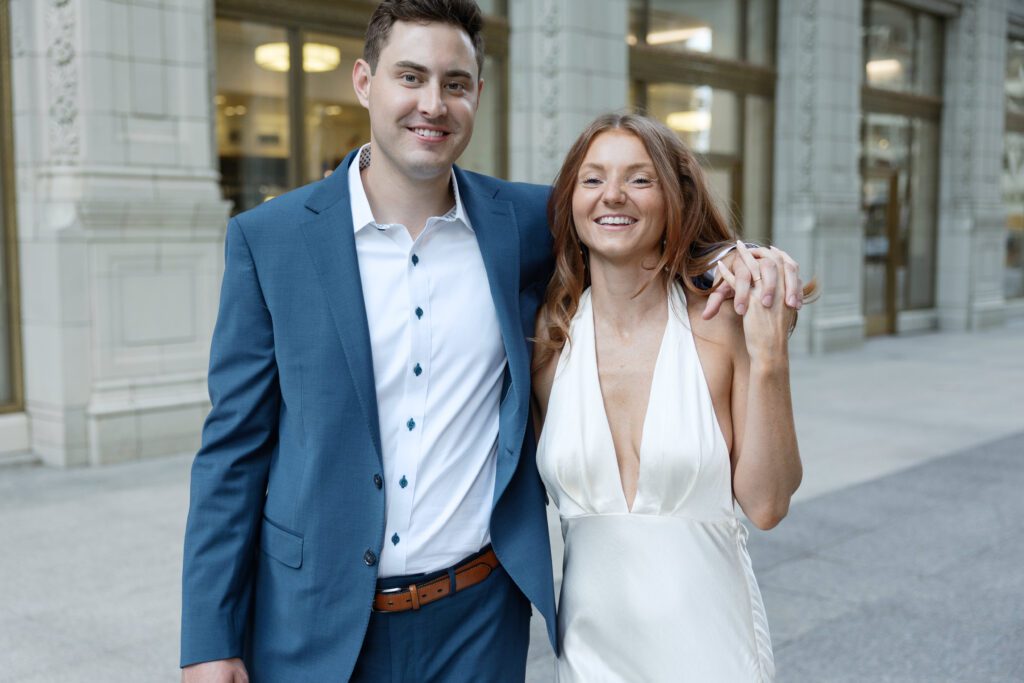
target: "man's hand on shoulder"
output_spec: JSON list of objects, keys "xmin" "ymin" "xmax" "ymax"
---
[
  {"xmin": 182, "ymin": 658, "xmax": 248, "ymax": 683},
  {"xmin": 702, "ymin": 242, "xmax": 803, "ymax": 320}
]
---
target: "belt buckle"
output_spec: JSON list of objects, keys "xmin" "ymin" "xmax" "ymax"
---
[{"xmin": 373, "ymin": 585, "xmax": 409, "ymax": 613}]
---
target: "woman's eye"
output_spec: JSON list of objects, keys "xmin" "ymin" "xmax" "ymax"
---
[
  {"xmin": 580, "ymin": 177, "xmax": 602, "ymax": 186},
  {"xmin": 629, "ymin": 176, "xmax": 654, "ymax": 186}
]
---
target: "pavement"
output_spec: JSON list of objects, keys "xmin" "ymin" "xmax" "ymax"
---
[{"xmin": 1, "ymin": 319, "xmax": 1022, "ymax": 682}]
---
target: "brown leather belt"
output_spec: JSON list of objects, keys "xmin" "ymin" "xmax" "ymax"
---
[{"xmin": 372, "ymin": 548, "xmax": 500, "ymax": 613}]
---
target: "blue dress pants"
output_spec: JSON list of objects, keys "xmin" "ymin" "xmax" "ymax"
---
[{"xmin": 350, "ymin": 550, "xmax": 532, "ymax": 682}]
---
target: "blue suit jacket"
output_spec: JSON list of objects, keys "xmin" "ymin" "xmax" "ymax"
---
[{"xmin": 181, "ymin": 149, "xmax": 557, "ymax": 681}]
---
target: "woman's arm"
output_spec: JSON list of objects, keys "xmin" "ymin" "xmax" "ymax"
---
[{"xmin": 723, "ymin": 245, "xmax": 802, "ymax": 530}]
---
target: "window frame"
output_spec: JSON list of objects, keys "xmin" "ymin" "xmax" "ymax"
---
[
  {"xmin": 0, "ymin": 0, "xmax": 25, "ymax": 413},
  {"xmin": 213, "ymin": 0, "xmax": 510, "ymax": 190},
  {"xmin": 859, "ymin": 0, "xmax": 945, "ymax": 319},
  {"xmin": 628, "ymin": 0, "xmax": 778, "ymax": 240}
]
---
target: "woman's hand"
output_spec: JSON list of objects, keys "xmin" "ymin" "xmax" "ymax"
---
[{"xmin": 718, "ymin": 243, "xmax": 796, "ymax": 365}]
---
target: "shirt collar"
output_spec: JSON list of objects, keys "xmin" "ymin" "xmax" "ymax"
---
[{"xmin": 347, "ymin": 143, "xmax": 470, "ymax": 234}]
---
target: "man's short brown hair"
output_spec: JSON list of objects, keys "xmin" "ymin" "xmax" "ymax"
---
[{"xmin": 363, "ymin": 0, "xmax": 485, "ymax": 77}]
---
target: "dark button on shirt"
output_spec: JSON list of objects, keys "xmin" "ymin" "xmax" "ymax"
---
[
  {"xmin": 415, "ymin": 307, "xmax": 424, "ymax": 319},
  {"xmin": 391, "ymin": 533, "xmax": 400, "ymax": 545},
  {"xmin": 413, "ymin": 363, "xmax": 422, "ymax": 377},
  {"xmin": 399, "ymin": 475, "xmax": 408, "ymax": 489},
  {"xmin": 407, "ymin": 418, "xmax": 416, "ymax": 431},
  {"xmin": 411, "ymin": 254, "xmax": 420, "ymax": 266}
]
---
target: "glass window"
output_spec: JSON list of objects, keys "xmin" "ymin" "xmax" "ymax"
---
[
  {"xmin": 742, "ymin": 95, "xmax": 773, "ymax": 245},
  {"xmin": 215, "ymin": 20, "xmax": 291, "ymax": 215},
  {"xmin": 1007, "ymin": 40, "xmax": 1024, "ymax": 115},
  {"xmin": 458, "ymin": 55, "xmax": 503, "ymax": 176},
  {"xmin": 629, "ymin": 0, "xmax": 774, "ymax": 65},
  {"xmin": 647, "ymin": 83, "xmax": 739, "ymax": 156},
  {"xmin": 861, "ymin": 113, "xmax": 937, "ymax": 314},
  {"xmin": 304, "ymin": 32, "xmax": 369, "ymax": 184},
  {"xmin": 0, "ymin": 12, "xmax": 15, "ymax": 408},
  {"xmin": 1005, "ymin": 39, "xmax": 1024, "ymax": 300},
  {"xmin": 864, "ymin": 1, "xmax": 943, "ymax": 96}
]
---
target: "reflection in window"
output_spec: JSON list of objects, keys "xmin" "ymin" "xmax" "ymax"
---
[
  {"xmin": 1005, "ymin": 40, "xmax": 1024, "ymax": 300},
  {"xmin": 647, "ymin": 83, "xmax": 738, "ymax": 155},
  {"xmin": 0, "ymin": 25, "xmax": 14, "ymax": 406},
  {"xmin": 863, "ymin": 1, "xmax": 942, "ymax": 96},
  {"xmin": 215, "ymin": 20, "xmax": 291, "ymax": 215},
  {"xmin": 628, "ymin": 0, "xmax": 774, "ymax": 65},
  {"xmin": 0, "ymin": 149, "xmax": 10, "ymax": 405},
  {"xmin": 458, "ymin": 56, "xmax": 503, "ymax": 177},
  {"xmin": 304, "ymin": 32, "xmax": 369, "ymax": 183},
  {"xmin": 861, "ymin": 114, "xmax": 937, "ymax": 312}
]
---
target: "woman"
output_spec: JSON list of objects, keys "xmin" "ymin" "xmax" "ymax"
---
[{"xmin": 532, "ymin": 113, "xmax": 810, "ymax": 682}]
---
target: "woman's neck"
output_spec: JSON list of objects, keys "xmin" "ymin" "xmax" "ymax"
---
[{"xmin": 588, "ymin": 255, "xmax": 669, "ymax": 336}]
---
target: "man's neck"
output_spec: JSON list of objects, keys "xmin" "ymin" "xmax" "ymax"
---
[{"xmin": 360, "ymin": 147, "xmax": 455, "ymax": 240}]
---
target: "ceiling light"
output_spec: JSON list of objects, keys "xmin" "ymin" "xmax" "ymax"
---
[
  {"xmin": 646, "ymin": 26, "xmax": 712, "ymax": 50},
  {"xmin": 255, "ymin": 42, "xmax": 342, "ymax": 73},
  {"xmin": 866, "ymin": 58, "xmax": 902, "ymax": 79},
  {"xmin": 666, "ymin": 110, "xmax": 711, "ymax": 132}
]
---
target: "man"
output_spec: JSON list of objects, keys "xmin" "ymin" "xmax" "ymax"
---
[{"xmin": 181, "ymin": 1, "xmax": 801, "ymax": 681}]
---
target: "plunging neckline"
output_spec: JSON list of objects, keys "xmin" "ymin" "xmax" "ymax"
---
[{"xmin": 588, "ymin": 288, "xmax": 671, "ymax": 514}]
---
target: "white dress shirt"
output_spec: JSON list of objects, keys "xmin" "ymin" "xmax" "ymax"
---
[{"xmin": 348, "ymin": 145, "xmax": 506, "ymax": 577}]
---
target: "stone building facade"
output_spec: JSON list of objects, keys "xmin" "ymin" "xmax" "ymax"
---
[{"xmin": 1, "ymin": 0, "xmax": 1021, "ymax": 465}]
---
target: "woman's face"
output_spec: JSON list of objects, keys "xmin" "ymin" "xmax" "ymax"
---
[{"xmin": 571, "ymin": 129, "xmax": 666, "ymax": 266}]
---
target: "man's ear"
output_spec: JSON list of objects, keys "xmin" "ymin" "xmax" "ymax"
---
[{"xmin": 352, "ymin": 58, "xmax": 372, "ymax": 109}]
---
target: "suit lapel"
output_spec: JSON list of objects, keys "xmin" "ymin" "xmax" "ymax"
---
[
  {"xmin": 299, "ymin": 151, "xmax": 383, "ymax": 463},
  {"xmin": 457, "ymin": 168, "xmax": 528, "ymax": 403},
  {"xmin": 457, "ymin": 169, "xmax": 531, "ymax": 506}
]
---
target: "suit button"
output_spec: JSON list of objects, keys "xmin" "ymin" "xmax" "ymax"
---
[
  {"xmin": 373, "ymin": 474, "xmax": 383, "ymax": 489},
  {"xmin": 363, "ymin": 550, "xmax": 377, "ymax": 566}
]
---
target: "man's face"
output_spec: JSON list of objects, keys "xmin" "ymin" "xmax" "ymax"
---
[{"xmin": 353, "ymin": 21, "xmax": 483, "ymax": 181}]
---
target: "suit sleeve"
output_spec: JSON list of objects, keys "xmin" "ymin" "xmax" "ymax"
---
[{"xmin": 180, "ymin": 217, "xmax": 280, "ymax": 667}]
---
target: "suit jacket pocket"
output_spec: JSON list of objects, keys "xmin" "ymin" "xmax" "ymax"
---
[{"xmin": 260, "ymin": 516, "xmax": 303, "ymax": 569}]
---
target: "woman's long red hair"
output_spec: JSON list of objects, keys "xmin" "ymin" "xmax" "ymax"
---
[{"xmin": 534, "ymin": 113, "xmax": 737, "ymax": 371}]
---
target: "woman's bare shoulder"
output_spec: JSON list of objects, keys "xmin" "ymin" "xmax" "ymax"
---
[{"xmin": 686, "ymin": 292, "xmax": 744, "ymax": 349}]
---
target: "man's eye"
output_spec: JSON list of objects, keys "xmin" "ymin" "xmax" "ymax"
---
[
  {"xmin": 401, "ymin": 74, "xmax": 419, "ymax": 83},
  {"xmin": 446, "ymin": 82, "xmax": 467, "ymax": 93}
]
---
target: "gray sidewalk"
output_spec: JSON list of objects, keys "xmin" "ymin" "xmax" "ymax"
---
[{"xmin": 1, "ymin": 321, "xmax": 1022, "ymax": 682}]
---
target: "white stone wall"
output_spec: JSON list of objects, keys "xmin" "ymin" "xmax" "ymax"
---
[
  {"xmin": 508, "ymin": 0, "xmax": 629, "ymax": 184},
  {"xmin": 10, "ymin": 0, "xmax": 228, "ymax": 466},
  {"xmin": 937, "ymin": 0, "xmax": 1011, "ymax": 330},
  {"xmin": 773, "ymin": 0, "xmax": 865, "ymax": 353}
]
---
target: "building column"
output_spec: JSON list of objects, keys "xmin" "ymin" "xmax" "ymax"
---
[
  {"xmin": 937, "ymin": 0, "xmax": 1009, "ymax": 330},
  {"xmin": 11, "ymin": 0, "xmax": 228, "ymax": 466},
  {"xmin": 773, "ymin": 0, "xmax": 865, "ymax": 353},
  {"xmin": 508, "ymin": 0, "xmax": 629, "ymax": 184}
]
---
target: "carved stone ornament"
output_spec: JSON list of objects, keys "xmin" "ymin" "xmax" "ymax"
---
[
  {"xmin": 797, "ymin": 0, "xmax": 817, "ymax": 195},
  {"xmin": 47, "ymin": 0, "xmax": 79, "ymax": 164},
  {"xmin": 538, "ymin": 0, "xmax": 560, "ymax": 183}
]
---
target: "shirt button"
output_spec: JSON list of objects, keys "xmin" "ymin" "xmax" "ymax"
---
[
  {"xmin": 413, "ymin": 363, "xmax": 422, "ymax": 376},
  {"xmin": 399, "ymin": 475, "xmax": 408, "ymax": 488},
  {"xmin": 407, "ymin": 418, "xmax": 416, "ymax": 431},
  {"xmin": 373, "ymin": 474, "xmax": 383, "ymax": 489},
  {"xmin": 391, "ymin": 533, "xmax": 400, "ymax": 545},
  {"xmin": 411, "ymin": 254, "xmax": 420, "ymax": 266},
  {"xmin": 363, "ymin": 550, "xmax": 377, "ymax": 566},
  {"xmin": 415, "ymin": 307, "xmax": 423, "ymax": 319}
]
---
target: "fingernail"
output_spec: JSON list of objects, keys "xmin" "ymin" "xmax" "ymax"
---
[{"xmin": 736, "ymin": 303, "xmax": 746, "ymax": 315}]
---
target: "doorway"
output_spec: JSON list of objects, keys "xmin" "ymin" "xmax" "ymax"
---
[{"xmin": 862, "ymin": 167, "xmax": 902, "ymax": 336}]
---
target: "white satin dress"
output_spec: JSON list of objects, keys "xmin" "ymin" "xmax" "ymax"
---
[{"xmin": 537, "ymin": 284, "xmax": 775, "ymax": 682}]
